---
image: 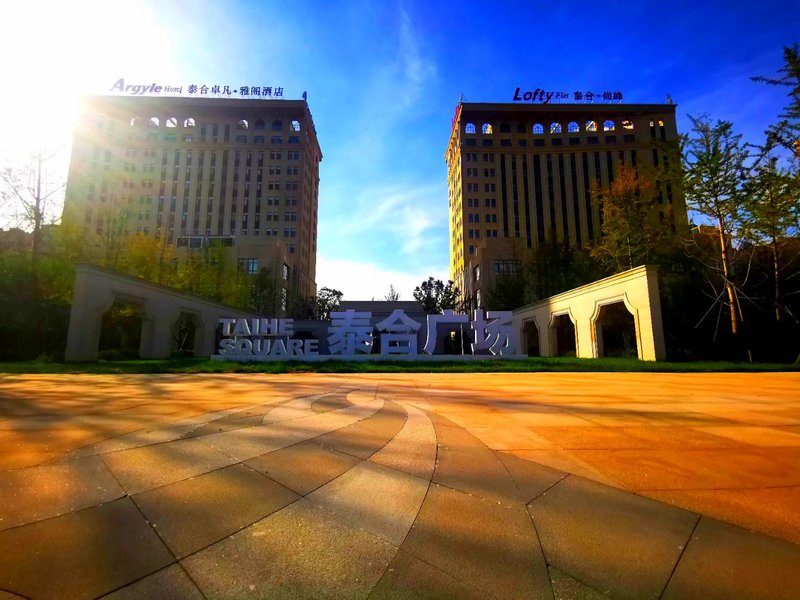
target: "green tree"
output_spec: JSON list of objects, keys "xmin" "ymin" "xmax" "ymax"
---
[
  {"xmin": 315, "ymin": 287, "xmax": 343, "ymax": 319},
  {"xmin": 413, "ymin": 277, "xmax": 460, "ymax": 313},
  {"xmin": 682, "ymin": 115, "xmax": 749, "ymax": 337},
  {"xmin": 741, "ymin": 158, "xmax": 800, "ymax": 322},
  {"xmin": 753, "ymin": 44, "xmax": 800, "ymax": 155},
  {"xmin": 384, "ymin": 284, "xmax": 400, "ymax": 301},
  {"xmin": 590, "ymin": 164, "xmax": 676, "ymax": 272}
]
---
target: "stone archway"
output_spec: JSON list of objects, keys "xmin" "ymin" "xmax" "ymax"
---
[
  {"xmin": 550, "ymin": 312, "xmax": 577, "ymax": 357},
  {"xmin": 594, "ymin": 301, "xmax": 638, "ymax": 358},
  {"xmin": 522, "ymin": 319, "xmax": 540, "ymax": 356}
]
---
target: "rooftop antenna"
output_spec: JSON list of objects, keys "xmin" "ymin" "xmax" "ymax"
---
[{"xmin": 666, "ymin": 94, "xmax": 674, "ymax": 105}]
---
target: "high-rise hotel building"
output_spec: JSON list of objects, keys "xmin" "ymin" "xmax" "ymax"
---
[
  {"xmin": 63, "ymin": 95, "xmax": 322, "ymax": 303},
  {"xmin": 445, "ymin": 102, "xmax": 687, "ymax": 306}
]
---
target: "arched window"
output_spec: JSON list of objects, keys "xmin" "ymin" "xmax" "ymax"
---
[
  {"xmin": 183, "ymin": 117, "xmax": 196, "ymax": 127},
  {"xmin": 532, "ymin": 123, "xmax": 544, "ymax": 135},
  {"xmin": 567, "ymin": 121, "xmax": 580, "ymax": 133},
  {"xmin": 271, "ymin": 119, "xmax": 283, "ymax": 131},
  {"xmin": 658, "ymin": 119, "xmax": 665, "ymax": 127},
  {"xmin": 465, "ymin": 122, "xmax": 476, "ymax": 134},
  {"xmin": 481, "ymin": 123, "xmax": 493, "ymax": 134},
  {"xmin": 622, "ymin": 120, "xmax": 634, "ymax": 130},
  {"xmin": 130, "ymin": 117, "xmax": 140, "ymax": 127},
  {"xmin": 500, "ymin": 123, "xmax": 511, "ymax": 133},
  {"xmin": 148, "ymin": 117, "xmax": 159, "ymax": 127},
  {"xmin": 291, "ymin": 120, "xmax": 300, "ymax": 132},
  {"xmin": 550, "ymin": 122, "xmax": 562, "ymax": 134},
  {"xmin": 166, "ymin": 117, "xmax": 178, "ymax": 128},
  {"xmin": 254, "ymin": 119, "xmax": 266, "ymax": 130},
  {"xmin": 516, "ymin": 123, "xmax": 525, "ymax": 133},
  {"xmin": 603, "ymin": 120, "xmax": 615, "ymax": 131},
  {"xmin": 585, "ymin": 120, "xmax": 598, "ymax": 132},
  {"xmin": 237, "ymin": 119, "xmax": 249, "ymax": 130}
]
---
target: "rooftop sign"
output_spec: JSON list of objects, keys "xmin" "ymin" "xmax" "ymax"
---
[
  {"xmin": 513, "ymin": 87, "xmax": 623, "ymax": 104},
  {"xmin": 108, "ymin": 78, "xmax": 295, "ymax": 99}
]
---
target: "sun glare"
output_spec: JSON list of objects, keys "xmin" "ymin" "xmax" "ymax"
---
[{"xmin": 0, "ymin": 1, "xmax": 177, "ymax": 157}]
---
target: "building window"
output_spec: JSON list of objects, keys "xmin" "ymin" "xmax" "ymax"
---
[
  {"xmin": 622, "ymin": 120, "xmax": 634, "ymax": 130},
  {"xmin": 149, "ymin": 117, "xmax": 160, "ymax": 127},
  {"xmin": 237, "ymin": 119, "xmax": 249, "ymax": 130},
  {"xmin": 254, "ymin": 135, "xmax": 265, "ymax": 143},
  {"xmin": 271, "ymin": 136, "xmax": 283, "ymax": 143},
  {"xmin": 236, "ymin": 135, "xmax": 247, "ymax": 143},
  {"xmin": 239, "ymin": 258, "xmax": 259, "ymax": 274},
  {"xmin": 481, "ymin": 123, "xmax": 493, "ymax": 134},
  {"xmin": 603, "ymin": 120, "xmax": 615, "ymax": 131},
  {"xmin": 586, "ymin": 120, "xmax": 598, "ymax": 132},
  {"xmin": 567, "ymin": 121, "xmax": 580, "ymax": 133},
  {"xmin": 282, "ymin": 263, "xmax": 289, "ymax": 280},
  {"xmin": 254, "ymin": 119, "xmax": 266, "ymax": 130},
  {"xmin": 550, "ymin": 122, "xmax": 562, "ymax": 134},
  {"xmin": 500, "ymin": 123, "xmax": 511, "ymax": 133},
  {"xmin": 465, "ymin": 122, "xmax": 476, "ymax": 134},
  {"xmin": 166, "ymin": 117, "xmax": 178, "ymax": 128},
  {"xmin": 272, "ymin": 120, "xmax": 283, "ymax": 131},
  {"xmin": 291, "ymin": 120, "xmax": 301, "ymax": 132},
  {"xmin": 532, "ymin": 123, "xmax": 544, "ymax": 135}
]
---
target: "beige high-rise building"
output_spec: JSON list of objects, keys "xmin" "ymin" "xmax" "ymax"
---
[
  {"xmin": 445, "ymin": 101, "xmax": 686, "ymax": 307},
  {"xmin": 63, "ymin": 95, "xmax": 322, "ymax": 307}
]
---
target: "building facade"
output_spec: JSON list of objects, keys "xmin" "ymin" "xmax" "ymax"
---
[
  {"xmin": 445, "ymin": 102, "xmax": 686, "ymax": 307},
  {"xmin": 63, "ymin": 95, "xmax": 322, "ymax": 306}
]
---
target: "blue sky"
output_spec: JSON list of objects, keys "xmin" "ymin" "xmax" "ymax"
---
[{"xmin": 1, "ymin": 0, "xmax": 798, "ymax": 299}]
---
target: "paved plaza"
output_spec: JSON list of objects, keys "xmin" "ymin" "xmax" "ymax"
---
[{"xmin": 0, "ymin": 372, "xmax": 799, "ymax": 599}]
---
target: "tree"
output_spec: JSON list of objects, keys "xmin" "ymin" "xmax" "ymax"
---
[
  {"xmin": 741, "ymin": 158, "xmax": 800, "ymax": 322},
  {"xmin": 413, "ymin": 277, "xmax": 460, "ymax": 313},
  {"xmin": 590, "ymin": 164, "xmax": 676, "ymax": 272},
  {"xmin": 384, "ymin": 284, "xmax": 400, "ymax": 301},
  {"xmin": 315, "ymin": 287, "xmax": 343, "ymax": 319},
  {"xmin": 753, "ymin": 44, "xmax": 800, "ymax": 155},
  {"xmin": 682, "ymin": 115, "xmax": 749, "ymax": 337},
  {"xmin": 123, "ymin": 233, "xmax": 176, "ymax": 285},
  {"xmin": 0, "ymin": 148, "xmax": 65, "ymax": 283}
]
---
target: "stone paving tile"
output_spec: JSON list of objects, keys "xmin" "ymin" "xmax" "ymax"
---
[
  {"xmin": 99, "ymin": 564, "xmax": 204, "ymax": 599},
  {"xmin": 246, "ymin": 439, "xmax": 361, "ymax": 495},
  {"xmin": 311, "ymin": 391, "xmax": 353, "ymax": 413},
  {"xmin": 0, "ymin": 455, "xmax": 125, "ymax": 531},
  {"xmin": 181, "ymin": 498, "xmax": 397, "ymax": 599},
  {"xmin": 314, "ymin": 399, "xmax": 406, "ymax": 459},
  {"xmin": 616, "ymin": 425, "xmax": 751, "ymax": 449},
  {"xmin": 571, "ymin": 447, "xmax": 800, "ymax": 490},
  {"xmin": 0, "ymin": 498, "xmax": 173, "ymax": 599},
  {"xmin": 367, "ymin": 548, "xmax": 486, "ymax": 600},
  {"xmin": 523, "ymin": 425, "xmax": 642, "ymax": 449},
  {"xmin": 0, "ymin": 590, "xmax": 26, "ymax": 599},
  {"xmin": 548, "ymin": 566, "xmax": 610, "ymax": 600},
  {"xmin": 662, "ymin": 517, "xmax": 800, "ymax": 600},
  {"xmin": 201, "ymin": 398, "xmax": 384, "ymax": 461},
  {"xmin": 133, "ymin": 463, "xmax": 300, "ymax": 558},
  {"xmin": 431, "ymin": 416, "xmax": 521, "ymax": 505},
  {"xmin": 369, "ymin": 402, "xmax": 437, "ymax": 481},
  {"xmin": 495, "ymin": 451, "xmax": 567, "ymax": 503},
  {"xmin": 307, "ymin": 461, "xmax": 429, "ymax": 546},
  {"xmin": 505, "ymin": 449, "xmax": 622, "ymax": 488},
  {"xmin": 401, "ymin": 483, "xmax": 552, "ymax": 600},
  {"xmin": 0, "ymin": 449, "xmax": 56, "ymax": 471},
  {"xmin": 692, "ymin": 424, "xmax": 800, "ymax": 447},
  {"xmin": 529, "ymin": 475, "xmax": 698, "ymax": 600},
  {"xmin": 181, "ymin": 413, "xmax": 266, "ymax": 438},
  {"xmin": 101, "ymin": 437, "xmax": 237, "ymax": 495},
  {"xmin": 466, "ymin": 426, "xmax": 554, "ymax": 450},
  {"xmin": 642, "ymin": 486, "xmax": 800, "ymax": 545}
]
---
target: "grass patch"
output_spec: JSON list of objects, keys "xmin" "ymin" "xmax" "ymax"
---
[{"xmin": 0, "ymin": 356, "xmax": 798, "ymax": 375}]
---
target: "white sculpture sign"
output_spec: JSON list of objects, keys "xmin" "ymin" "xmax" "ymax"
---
[{"xmin": 214, "ymin": 309, "xmax": 520, "ymax": 361}]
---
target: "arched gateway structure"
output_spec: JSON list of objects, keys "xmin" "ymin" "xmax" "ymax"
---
[
  {"xmin": 512, "ymin": 265, "xmax": 666, "ymax": 361},
  {"xmin": 65, "ymin": 264, "xmax": 257, "ymax": 361}
]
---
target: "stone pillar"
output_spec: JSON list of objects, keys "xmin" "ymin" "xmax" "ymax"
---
[
  {"xmin": 537, "ymin": 310, "xmax": 552, "ymax": 357},
  {"xmin": 573, "ymin": 307, "xmax": 597, "ymax": 359},
  {"xmin": 140, "ymin": 300, "xmax": 181, "ymax": 359},
  {"xmin": 65, "ymin": 269, "xmax": 115, "ymax": 362}
]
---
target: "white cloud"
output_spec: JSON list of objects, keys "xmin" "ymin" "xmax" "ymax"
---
[{"xmin": 316, "ymin": 257, "xmax": 449, "ymax": 301}]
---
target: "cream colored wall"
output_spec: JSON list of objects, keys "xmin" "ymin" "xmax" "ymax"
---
[{"xmin": 512, "ymin": 265, "xmax": 666, "ymax": 361}]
